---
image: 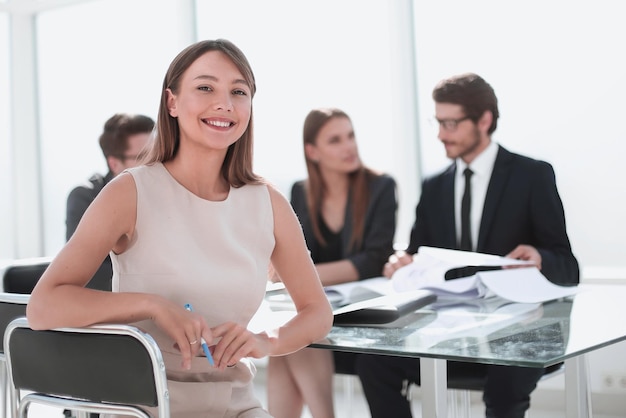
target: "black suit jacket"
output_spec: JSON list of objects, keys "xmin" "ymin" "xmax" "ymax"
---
[
  {"xmin": 407, "ymin": 145, "xmax": 579, "ymax": 285},
  {"xmin": 65, "ymin": 172, "xmax": 114, "ymax": 291},
  {"xmin": 291, "ymin": 174, "xmax": 397, "ymax": 280}
]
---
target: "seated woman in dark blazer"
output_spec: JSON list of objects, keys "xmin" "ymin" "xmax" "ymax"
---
[{"xmin": 267, "ymin": 108, "xmax": 397, "ymax": 418}]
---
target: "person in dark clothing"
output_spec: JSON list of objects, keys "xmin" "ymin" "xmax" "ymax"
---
[
  {"xmin": 267, "ymin": 108, "xmax": 397, "ymax": 418},
  {"xmin": 66, "ymin": 113, "xmax": 154, "ymax": 291},
  {"xmin": 355, "ymin": 73, "xmax": 579, "ymax": 418}
]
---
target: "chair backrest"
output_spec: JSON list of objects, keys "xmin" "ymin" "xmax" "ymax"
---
[
  {"xmin": 0, "ymin": 293, "xmax": 29, "ymax": 356},
  {"xmin": 4, "ymin": 317, "xmax": 170, "ymax": 417},
  {"xmin": 2, "ymin": 257, "xmax": 52, "ymax": 294},
  {"xmin": 0, "ymin": 293, "xmax": 29, "ymax": 418}
]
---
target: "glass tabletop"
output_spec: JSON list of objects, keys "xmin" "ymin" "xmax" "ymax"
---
[{"xmin": 308, "ymin": 283, "xmax": 626, "ymax": 368}]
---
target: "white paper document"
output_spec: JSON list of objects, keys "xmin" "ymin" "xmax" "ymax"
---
[
  {"xmin": 477, "ymin": 267, "xmax": 578, "ymax": 303},
  {"xmin": 390, "ymin": 247, "xmax": 578, "ymax": 303},
  {"xmin": 265, "ymin": 277, "xmax": 395, "ymax": 310},
  {"xmin": 323, "ymin": 276, "xmax": 395, "ymax": 305}
]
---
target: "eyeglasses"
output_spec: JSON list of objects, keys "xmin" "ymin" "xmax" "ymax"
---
[{"xmin": 431, "ymin": 116, "xmax": 471, "ymax": 131}]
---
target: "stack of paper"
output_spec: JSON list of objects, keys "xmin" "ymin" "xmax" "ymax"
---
[{"xmin": 391, "ymin": 247, "xmax": 578, "ymax": 303}]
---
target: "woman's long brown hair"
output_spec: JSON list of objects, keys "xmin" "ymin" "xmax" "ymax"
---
[
  {"xmin": 303, "ymin": 108, "xmax": 375, "ymax": 250},
  {"xmin": 142, "ymin": 39, "xmax": 262, "ymax": 187}
]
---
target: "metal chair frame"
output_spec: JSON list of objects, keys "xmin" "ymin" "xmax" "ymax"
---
[
  {"xmin": 0, "ymin": 293, "xmax": 30, "ymax": 417},
  {"xmin": 4, "ymin": 317, "xmax": 170, "ymax": 418}
]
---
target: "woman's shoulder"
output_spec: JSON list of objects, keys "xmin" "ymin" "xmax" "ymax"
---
[
  {"xmin": 263, "ymin": 183, "xmax": 297, "ymax": 218},
  {"xmin": 123, "ymin": 162, "xmax": 164, "ymax": 182},
  {"xmin": 290, "ymin": 179, "xmax": 306, "ymax": 192},
  {"xmin": 377, "ymin": 172, "xmax": 397, "ymax": 184},
  {"xmin": 288, "ymin": 179, "xmax": 307, "ymax": 201},
  {"xmin": 234, "ymin": 181, "xmax": 274, "ymax": 200},
  {"xmin": 368, "ymin": 170, "xmax": 397, "ymax": 189}
]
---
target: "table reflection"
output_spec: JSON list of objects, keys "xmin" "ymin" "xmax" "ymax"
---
[{"xmin": 315, "ymin": 296, "xmax": 578, "ymax": 368}]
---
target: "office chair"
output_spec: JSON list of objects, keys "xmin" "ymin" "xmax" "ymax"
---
[
  {"xmin": 2, "ymin": 256, "xmax": 52, "ymax": 294},
  {"xmin": 4, "ymin": 317, "xmax": 170, "ymax": 418},
  {"xmin": 0, "ymin": 256, "xmax": 51, "ymax": 416},
  {"xmin": 446, "ymin": 362, "xmax": 565, "ymax": 418},
  {"xmin": 334, "ymin": 360, "xmax": 566, "ymax": 418},
  {"xmin": 0, "ymin": 293, "xmax": 29, "ymax": 417},
  {"xmin": 2, "ymin": 256, "xmax": 115, "ymax": 418}
]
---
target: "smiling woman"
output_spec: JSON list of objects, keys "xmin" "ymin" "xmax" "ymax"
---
[{"xmin": 26, "ymin": 38, "xmax": 333, "ymax": 417}]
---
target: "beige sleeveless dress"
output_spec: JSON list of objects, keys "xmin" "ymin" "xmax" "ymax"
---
[{"xmin": 111, "ymin": 162, "xmax": 274, "ymax": 418}]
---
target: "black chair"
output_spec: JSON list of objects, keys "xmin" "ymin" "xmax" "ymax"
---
[
  {"xmin": 0, "ymin": 293, "xmax": 29, "ymax": 417},
  {"xmin": 446, "ymin": 362, "xmax": 565, "ymax": 418},
  {"xmin": 4, "ymin": 317, "xmax": 170, "ymax": 418},
  {"xmin": 1, "ymin": 256, "xmax": 112, "ymax": 418},
  {"xmin": 336, "ymin": 362, "xmax": 564, "ymax": 418},
  {"xmin": 0, "ymin": 257, "xmax": 50, "ymax": 416},
  {"xmin": 2, "ymin": 257, "xmax": 52, "ymax": 294}
]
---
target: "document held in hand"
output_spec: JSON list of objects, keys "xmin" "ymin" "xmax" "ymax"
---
[{"xmin": 390, "ymin": 246, "xmax": 578, "ymax": 303}]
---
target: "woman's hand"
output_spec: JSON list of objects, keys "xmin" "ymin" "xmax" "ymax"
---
[
  {"xmin": 151, "ymin": 298, "xmax": 213, "ymax": 370},
  {"xmin": 210, "ymin": 322, "xmax": 271, "ymax": 370}
]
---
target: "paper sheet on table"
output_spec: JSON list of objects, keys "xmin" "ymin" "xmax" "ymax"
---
[
  {"xmin": 323, "ymin": 276, "xmax": 395, "ymax": 305},
  {"xmin": 477, "ymin": 267, "xmax": 578, "ymax": 303},
  {"xmin": 265, "ymin": 277, "xmax": 395, "ymax": 310},
  {"xmin": 249, "ymin": 300, "xmax": 295, "ymax": 333}
]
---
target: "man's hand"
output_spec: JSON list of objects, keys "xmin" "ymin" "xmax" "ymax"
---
[
  {"xmin": 382, "ymin": 250, "xmax": 413, "ymax": 278},
  {"xmin": 505, "ymin": 244, "xmax": 542, "ymax": 270}
]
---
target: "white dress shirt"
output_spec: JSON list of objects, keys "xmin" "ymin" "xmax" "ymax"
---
[{"xmin": 454, "ymin": 141, "xmax": 498, "ymax": 251}]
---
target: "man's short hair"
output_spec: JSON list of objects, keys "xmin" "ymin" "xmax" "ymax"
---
[
  {"xmin": 99, "ymin": 113, "xmax": 155, "ymax": 159},
  {"xmin": 432, "ymin": 73, "xmax": 499, "ymax": 134}
]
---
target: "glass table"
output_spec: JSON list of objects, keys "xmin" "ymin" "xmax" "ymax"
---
[{"xmin": 305, "ymin": 283, "xmax": 626, "ymax": 418}]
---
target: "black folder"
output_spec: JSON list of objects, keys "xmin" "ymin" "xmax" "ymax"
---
[{"xmin": 332, "ymin": 290, "xmax": 437, "ymax": 326}]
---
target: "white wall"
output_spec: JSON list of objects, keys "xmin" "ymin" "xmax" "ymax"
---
[
  {"xmin": 412, "ymin": 0, "xmax": 626, "ymax": 270},
  {"xmin": 0, "ymin": 13, "xmax": 12, "ymax": 258}
]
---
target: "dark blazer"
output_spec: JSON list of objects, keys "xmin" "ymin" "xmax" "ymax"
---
[
  {"xmin": 65, "ymin": 171, "xmax": 114, "ymax": 291},
  {"xmin": 407, "ymin": 145, "xmax": 579, "ymax": 285},
  {"xmin": 291, "ymin": 173, "xmax": 397, "ymax": 280}
]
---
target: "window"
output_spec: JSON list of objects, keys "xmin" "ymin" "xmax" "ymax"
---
[
  {"xmin": 0, "ymin": 13, "xmax": 12, "ymax": 258},
  {"xmin": 36, "ymin": 0, "xmax": 188, "ymax": 254}
]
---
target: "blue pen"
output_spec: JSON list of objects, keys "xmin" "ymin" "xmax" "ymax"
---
[{"xmin": 183, "ymin": 303, "xmax": 215, "ymax": 366}]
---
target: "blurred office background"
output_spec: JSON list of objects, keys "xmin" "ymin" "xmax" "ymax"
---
[{"xmin": 1, "ymin": 0, "xmax": 625, "ymax": 414}]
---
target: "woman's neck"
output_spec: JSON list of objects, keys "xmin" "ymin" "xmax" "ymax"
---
[
  {"xmin": 321, "ymin": 169, "xmax": 350, "ymax": 197},
  {"xmin": 164, "ymin": 150, "xmax": 229, "ymax": 201}
]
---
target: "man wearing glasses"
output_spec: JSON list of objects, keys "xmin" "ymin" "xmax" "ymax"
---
[
  {"xmin": 65, "ymin": 113, "xmax": 154, "ymax": 291},
  {"xmin": 355, "ymin": 73, "xmax": 579, "ymax": 418}
]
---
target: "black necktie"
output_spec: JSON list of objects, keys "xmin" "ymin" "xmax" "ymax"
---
[{"xmin": 460, "ymin": 167, "xmax": 473, "ymax": 251}]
